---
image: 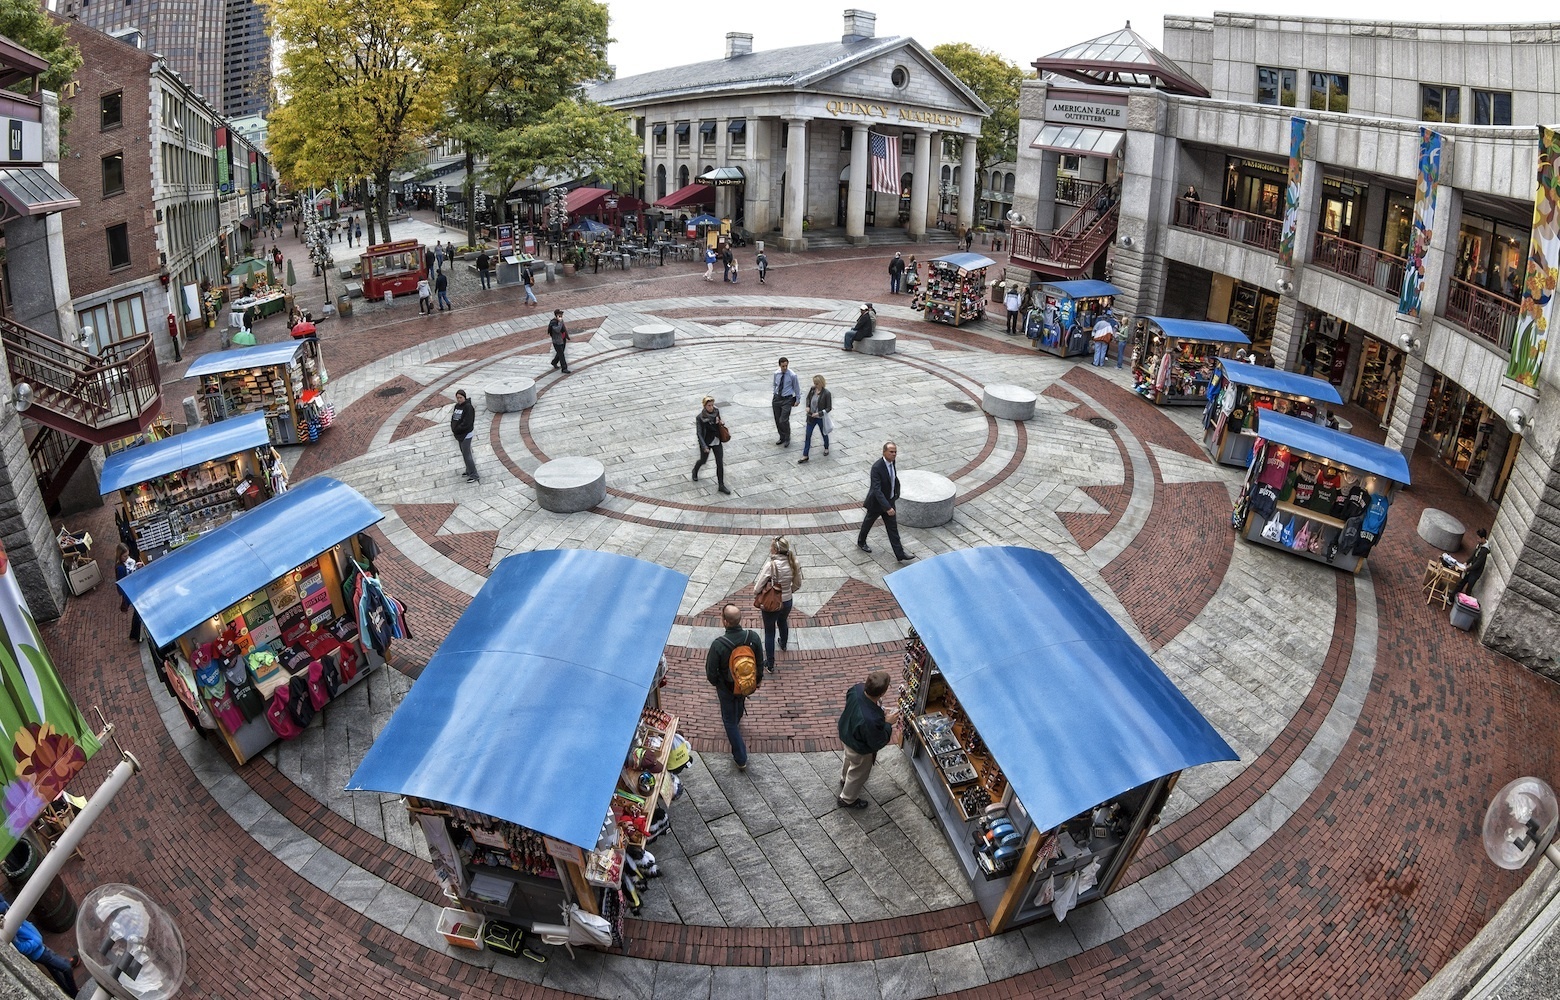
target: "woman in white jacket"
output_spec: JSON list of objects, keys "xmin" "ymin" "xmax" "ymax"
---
[{"xmin": 753, "ymin": 536, "xmax": 801, "ymax": 674}]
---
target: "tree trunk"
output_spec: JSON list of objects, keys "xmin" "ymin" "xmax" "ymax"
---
[
  {"xmin": 376, "ymin": 167, "xmax": 394, "ymax": 244},
  {"xmin": 363, "ymin": 181, "xmax": 377, "ymax": 249},
  {"xmin": 464, "ymin": 144, "xmax": 478, "ymax": 249}
]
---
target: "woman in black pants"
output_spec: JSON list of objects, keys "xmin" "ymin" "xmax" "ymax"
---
[
  {"xmin": 753, "ymin": 536, "xmax": 800, "ymax": 674},
  {"xmin": 692, "ymin": 396, "xmax": 731, "ymax": 495}
]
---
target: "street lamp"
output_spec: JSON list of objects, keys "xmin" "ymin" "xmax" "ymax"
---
[
  {"xmin": 1483, "ymin": 776, "xmax": 1560, "ymax": 871},
  {"xmin": 75, "ymin": 884, "xmax": 186, "ymax": 999}
]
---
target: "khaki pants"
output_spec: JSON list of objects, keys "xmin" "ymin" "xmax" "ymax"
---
[{"xmin": 839, "ymin": 747, "xmax": 876, "ymax": 803}]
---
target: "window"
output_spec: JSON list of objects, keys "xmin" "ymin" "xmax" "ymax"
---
[
  {"xmin": 1422, "ymin": 84, "xmax": 1460, "ymax": 123},
  {"xmin": 728, "ymin": 119, "xmax": 746, "ymax": 148},
  {"xmin": 652, "ymin": 123, "xmax": 666, "ymax": 147},
  {"xmin": 1474, "ymin": 89, "xmax": 1513, "ymax": 126},
  {"xmin": 699, "ymin": 120, "xmax": 716, "ymax": 151},
  {"xmin": 1309, "ymin": 73, "xmax": 1348, "ymax": 113},
  {"xmin": 675, "ymin": 122, "xmax": 689, "ymax": 148},
  {"xmin": 678, "ymin": 165, "xmax": 689, "ymax": 189},
  {"xmin": 113, "ymin": 294, "xmax": 148, "ymax": 341},
  {"xmin": 891, "ymin": 66, "xmax": 909, "ymax": 88},
  {"xmin": 1257, "ymin": 67, "xmax": 1296, "ymax": 107},
  {"xmin": 100, "ymin": 91, "xmax": 122, "ymax": 131},
  {"xmin": 106, "ymin": 223, "xmax": 131, "ymax": 270},
  {"xmin": 656, "ymin": 165, "xmax": 666, "ymax": 200},
  {"xmin": 76, "ymin": 304, "xmax": 111, "ymax": 353},
  {"xmin": 101, "ymin": 152, "xmax": 124, "ymax": 196},
  {"xmin": 1060, "ymin": 154, "xmax": 1080, "ymax": 171}
]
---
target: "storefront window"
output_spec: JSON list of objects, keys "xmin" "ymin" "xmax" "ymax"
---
[
  {"xmin": 1422, "ymin": 374, "xmax": 1496, "ymax": 482},
  {"xmin": 1455, "ymin": 211, "xmax": 1526, "ymax": 300},
  {"xmin": 1257, "ymin": 67, "xmax": 1296, "ymax": 107},
  {"xmin": 1319, "ymin": 178, "xmax": 1365, "ymax": 241},
  {"xmin": 1223, "ymin": 156, "xmax": 1286, "ymax": 218},
  {"xmin": 1352, "ymin": 336, "xmax": 1403, "ymax": 424},
  {"xmin": 1380, "ymin": 190, "xmax": 1413, "ymax": 258},
  {"xmin": 1226, "ymin": 281, "xmax": 1278, "ymax": 354},
  {"xmin": 1309, "ymin": 73, "xmax": 1349, "ymax": 113}
]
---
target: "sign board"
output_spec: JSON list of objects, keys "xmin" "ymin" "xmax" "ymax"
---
[
  {"xmin": 215, "ymin": 127, "xmax": 231, "ymax": 193},
  {"xmin": 522, "ymin": 232, "xmax": 535, "ymax": 255},
  {"xmin": 182, "ymin": 282, "xmax": 202, "ymax": 322},
  {"xmin": 3, "ymin": 118, "xmax": 41, "ymax": 164},
  {"xmin": 497, "ymin": 224, "xmax": 513, "ymax": 257},
  {"xmin": 544, "ymin": 837, "xmax": 584, "ymax": 864},
  {"xmin": 1044, "ymin": 98, "xmax": 1126, "ymax": 127}
]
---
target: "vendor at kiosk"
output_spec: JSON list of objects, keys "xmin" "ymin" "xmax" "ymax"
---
[
  {"xmin": 1135, "ymin": 318, "xmax": 1251, "ymax": 406},
  {"xmin": 1203, "ymin": 362, "xmax": 1345, "ymax": 468},
  {"xmin": 184, "ymin": 340, "xmax": 333, "ymax": 445},
  {"xmin": 1028, "ymin": 279, "xmax": 1121, "ymax": 358}
]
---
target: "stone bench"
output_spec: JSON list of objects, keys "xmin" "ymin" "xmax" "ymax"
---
[
  {"xmin": 981, "ymin": 384, "xmax": 1037, "ymax": 421},
  {"xmin": 485, "ymin": 378, "xmax": 536, "ymax": 413},
  {"xmin": 346, "ymin": 283, "xmax": 364, "ymax": 299},
  {"xmin": 632, "ymin": 323, "xmax": 676, "ymax": 350},
  {"xmin": 535, "ymin": 457, "xmax": 606, "ymax": 513},
  {"xmin": 897, "ymin": 470, "xmax": 956, "ymax": 528},
  {"xmin": 853, "ymin": 331, "xmax": 897, "ymax": 356},
  {"xmin": 1418, "ymin": 508, "xmax": 1466, "ymax": 552}
]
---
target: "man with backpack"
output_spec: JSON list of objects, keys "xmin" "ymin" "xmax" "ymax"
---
[{"xmin": 705, "ymin": 604, "xmax": 764, "ymax": 772}]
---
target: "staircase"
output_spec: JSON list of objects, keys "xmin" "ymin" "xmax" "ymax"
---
[
  {"xmin": 27, "ymin": 425, "xmax": 92, "ymax": 508},
  {"xmin": 1008, "ymin": 201, "xmax": 1120, "ymax": 279}
]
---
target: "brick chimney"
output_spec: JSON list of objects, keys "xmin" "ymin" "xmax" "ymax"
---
[
  {"xmin": 842, "ymin": 9, "xmax": 876, "ymax": 43},
  {"xmin": 725, "ymin": 32, "xmax": 753, "ymax": 58}
]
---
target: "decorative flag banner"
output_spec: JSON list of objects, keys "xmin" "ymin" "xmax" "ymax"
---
[
  {"xmin": 1277, "ymin": 117, "xmax": 1308, "ymax": 269},
  {"xmin": 1510, "ymin": 126, "xmax": 1560, "ymax": 388},
  {"xmin": 1397, "ymin": 128, "xmax": 1443, "ymax": 320},
  {"xmin": 869, "ymin": 132, "xmax": 901, "ymax": 195},
  {"xmin": 0, "ymin": 539, "xmax": 99, "ymax": 857},
  {"xmin": 215, "ymin": 127, "xmax": 230, "ymax": 194}
]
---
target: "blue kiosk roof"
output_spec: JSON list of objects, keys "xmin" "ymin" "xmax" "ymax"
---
[
  {"xmin": 99, "ymin": 412, "xmax": 271, "ymax": 495},
  {"xmin": 346, "ymin": 551, "xmax": 689, "ymax": 850},
  {"xmin": 1146, "ymin": 317, "xmax": 1251, "ymax": 346},
  {"xmin": 1252, "ymin": 409, "xmax": 1412, "ymax": 485},
  {"xmin": 1038, "ymin": 279, "xmax": 1121, "ymax": 299},
  {"xmin": 1217, "ymin": 362, "xmax": 1344, "ymax": 405},
  {"xmin": 885, "ymin": 547, "xmax": 1236, "ymax": 834},
  {"xmin": 933, "ymin": 252, "xmax": 997, "ymax": 271},
  {"xmin": 116, "ymin": 477, "xmax": 384, "ymax": 647},
  {"xmin": 184, "ymin": 341, "xmax": 306, "ymax": 378}
]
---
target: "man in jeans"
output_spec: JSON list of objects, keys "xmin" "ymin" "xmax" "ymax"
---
[
  {"xmin": 836, "ymin": 669, "xmax": 896, "ymax": 809},
  {"xmin": 705, "ymin": 604, "xmax": 764, "ymax": 772},
  {"xmin": 476, "ymin": 250, "xmax": 492, "ymax": 289},
  {"xmin": 450, "ymin": 389, "xmax": 479, "ymax": 482}
]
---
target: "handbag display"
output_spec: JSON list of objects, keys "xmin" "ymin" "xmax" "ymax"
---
[{"xmin": 753, "ymin": 559, "xmax": 783, "ymax": 613}]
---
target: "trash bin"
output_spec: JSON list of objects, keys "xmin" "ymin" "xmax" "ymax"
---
[
  {"xmin": 1450, "ymin": 593, "xmax": 1480, "ymax": 631},
  {"xmin": 336, "ymin": 294, "xmax": 353, "ymax": 317},
  {"xmin": 3, "ymin": 836, "xmax": 77, "ymax": 933}
]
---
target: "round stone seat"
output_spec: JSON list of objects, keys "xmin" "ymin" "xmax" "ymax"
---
[
  {"xmin": 1418, "ymin": 507, "xmax": 1466, "ymax": 552},
  {"xmin": 535, "ymin": 457, "xmax": 606, "ymax": 513},
  {"xmin": 981, "ymin": 383, "xmax": 1037, "ymax": 421},
  {"xmin": 485, "ymin": 378, "xmax": 536, "ymax": 413},
  {"xmin": 632, "ymin": 323, "xmax": 676, "ymax": 349},
  {"xmin": 853, "ymin": 331, "xmax": 897, "ymax": 356},
  {"xmin": 896, "ymin": 470, "xmax": 956, "ymax": 528}
]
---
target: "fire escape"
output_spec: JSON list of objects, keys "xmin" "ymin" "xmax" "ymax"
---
[{"xmin": 1007, "ymin": 199, "xmax": 1119, "ymax": 281}]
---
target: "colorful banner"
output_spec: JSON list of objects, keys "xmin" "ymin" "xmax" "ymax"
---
[
  {"xmin": 1510, "ymin": 127, "xmax": 1560, "ymax": 388},
  {"xmin": 1397, "ymin": 128, "xmax": 1443, "ymax": 319},
  {"xmin": 0, "ymin": 539, "xmax": 100, "ymax": 855},
  {"xmin": 215, "ymin": 127, "xmax": 230, "ymax": 193},
  {"xmin": 1278, "ymin": 117, "xmax": 1308, "ymax": 269}
]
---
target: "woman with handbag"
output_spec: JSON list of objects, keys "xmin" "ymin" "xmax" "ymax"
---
[
  {"xmin": 752, "ymin": 536, "xmax": 800, "ymax": 674},
  {"xmin": 798, "ymin": 375, "xmax": 833, "ymax": 463},
  {"xmin": 692, "ymin": 396, "xmax": 731, "ymax": 495}
]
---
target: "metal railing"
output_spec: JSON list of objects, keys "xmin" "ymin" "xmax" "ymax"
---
[
  {"xmin": 0, "ymin": 317, "xmax": 161, "ymax": 427},
  {"xmin": 1171, "ymin": 200, "xmax": 1282, "ymax": 253},
  {"xmin": 1311, "ymin": 232, "xmax": 1407, "ymax": 297},
  {"xmin": 26, "ymin": 424, "xmax": 73, "ymax": 485},
  {"xmin": 1055, "ymin": 177, "xmax": 1104, "ymax": 208},
  {"xmin": 1008, "ymin": 202, "xmax": 1120, "ymax": 273},
  {"xmin": 1444, "ymin": 278, "xmax": 1520, "ymax": 352}
]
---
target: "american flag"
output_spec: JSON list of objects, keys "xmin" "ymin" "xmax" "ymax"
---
[{"xmin": 869, "ymin": 132, "xmax": 900, "ymax": 195}]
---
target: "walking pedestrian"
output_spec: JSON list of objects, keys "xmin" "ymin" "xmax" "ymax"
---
[
  {"xmin": 521, "ymin": 262, "xmax": 537, "ymax": 304},
  {"xmin": 704, "ymin": 246, "xmax": 717, "ymax": 281},
  {"xmin": 434, "ymin": 243, "xmax": 445, "ymax": 272},
  {"xmin": 0, "ymin": 895, "xmax": 77, "ymax": 994},
  {"xmin": 345, "ymin": 218, "xmax": 353, "ymax": 247},
  {"xmin": 450, "ymin": 389, "xmax": 479, "ymax": 482},
  {"xmin": 722, "ymin": 246, "xmax": 735, "ymax": 282},
  {"xmin": 1116, "ymin": 317, "xmax": 1132, "ymax": 368},
  {"xmin": 692, "ymin": 396, "xmax": 731, "ymax": 495},
  {"xmin": 417, "ymin": 275, "xmax": 432, "ymax": 316},
  {"xmin": 888, "ymin": 252, "xmax": 904, "ymax": 294},
  {"xmin": 1004, "ymin": 285, "xmax": 1023, "ymax": 335},
  {"xmin": 752, "ymin": 537, "xmax": 799, "ymax": 674},
  {"xmin": 356, "ymin": 219, "xmax": 363, "ymax": 244},
  {"xmin": 476, "ymin": 250, "xmax": 492, "ymax": 289},
  {"xmin": 705, "ymin": 604, "xmax": 764, "ymax": 771},
  {"xmin": 835, "ymin": 670, "xmax": 897, "ymax": 809},
  {"xmin": 756, "ymin": 249, "xmax": 769, "ymax": 284},
  {"xmin": 771, "ymin": 356, "xmax": 800, "ymax": 447},
  {"xmin": 115, "ymin": 543, "xmax": 142, "ymax": 641},
  {"xmin": 798, "ymin": 375, "xmax": 832, "ymax": 463},
  {"xmin": 435, "ymin": 269, "xmax": 451, "ymax": 311},
  {"xmin": 547, "ymin": 309, "xmax": 570, "ymax": 374},
  {"xmin": 842, "ymin": 302, "xmax": 876, "ymax": 351},
  {"xmin": 856, "ymin": 441, "xmax": 914, "ymax": 561},
  {"xmin": 424, "ymin": 245, "xmax": 435, "ymax": 275},
  {"xmin": 905, "ymin": 256, "xmax": 920, "ymax": 296}
]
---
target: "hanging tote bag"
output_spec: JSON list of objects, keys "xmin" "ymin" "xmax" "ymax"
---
[{"xmin": 1260, "ymin": 514, "xmax": 1284, "ymax": 543}]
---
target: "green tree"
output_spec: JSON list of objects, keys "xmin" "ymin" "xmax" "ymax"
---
[
  {"xmin": 0, "ymin": 0, "xmax": 83, "ymax": 132},
  {"xmin": 932, "ymin": 43, "xmax": 1025, "ymax": 172}
]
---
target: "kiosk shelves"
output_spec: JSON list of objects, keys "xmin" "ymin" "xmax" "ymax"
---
[
  {"xmin": 348, "ymin": 551, "xmax": 689, "ymax": 937},
  {"xmin": 1028, "ymin": 279, "xmax": 1120, "ymax": 358},
  {"xmin": 923, "ymin": 253, "xmax": 995, "ymax": 327},
  {"xmin": 1136, "ymin": 318, "xmax": 1251, "ymax": 406},
  {"xmin": 184, "ymin": 340, "xmax": 332, "ymax": 445},
  {"xmin": 1203, "ymin": 362, "xmax": 1345, "ymax": 469},
  {"xmin": 884, "ymin": 547, "xmax": 1235, "ymax": 932}
]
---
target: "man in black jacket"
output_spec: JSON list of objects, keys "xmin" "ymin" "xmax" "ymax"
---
[
  {"xmin": 856, "ymin": 441, "xmax": 914, "ymax": 561},
  {"xmin": 450, "ymin": 389, "xmax": 479, "ymax": 482},
  {"xmin": 842, "ymin": 303, "xmax": 876, "ymax": 351},
  {"xmin": 548, "ymin": 309, "xmax": 570, "ymax": 374},
  {"xmin": 836, "ymin": 670, "xmax": 896, "ymax": 809}
]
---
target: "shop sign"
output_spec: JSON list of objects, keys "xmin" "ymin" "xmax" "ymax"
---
[
  {"xmin": 2, "ymin": 117, "xmax": 40, "ymax": 164},
  {"xmin": 823, "ymin": 100, "xmax": 964, "ymax": 129},
  {"xmin": 543, "ymin": 837, "xmax": 584, "ymax": 864},
  {"xmin": 1043, "ymin": 98, "xmax": 1125, "ymax": 127}
]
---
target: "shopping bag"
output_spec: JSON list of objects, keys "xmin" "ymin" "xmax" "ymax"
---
[{"xmin": 821, "ymin": 412, "xmax": 834, "ymax": 436}]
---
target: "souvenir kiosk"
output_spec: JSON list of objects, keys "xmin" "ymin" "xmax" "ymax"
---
[
  {"xmin": 1135, "ymin": 318, "xmax": 1251, "ymax": 406},
  {"xmin": 99, "ymin": 411, "xmax": 289, "ymax": 560},
  {"xmin": 1028, "ymin": 279, "xmax": 1121, "ymax": 358},
  {"xmin": 883, "ymin": 547, "xmax": 1236, "ymax": 932},
  {"xmin": 347, "ymin": 551, "xmax": 688, "ymax": 943},
  {"xmin": 1203, "ymin": 362, "xmax": 1344, "ymax": 469},
  {"xmin": 1233, "ymin": 409, "xmax": 1411, "ymax": 574},
  {"xmin": 923, "ymin": 253, "xmax": 995, "ymax": 327},
  {"xmin": 185, "ymin": 340, "xmax": 333, "ymax": 445},
  {"xmin": 359, "ymin": 239, "xmax": 428, "ymax": 299},
  {"xmin": 116, "ymin": 478, "xmax": 395, "ymax": 765}
]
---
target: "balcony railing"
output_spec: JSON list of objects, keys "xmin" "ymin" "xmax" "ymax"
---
[
  {"xmin": 1171, "ymin": 200, "xmax": 1282, "ymax": 253},
  {"xmin": 1008, "ymin": 202, "xmax": 1119, "ymax": 275},
  {"xmin": 1311, "ymin": 232, "xmax": 1407, "ymax": 298},
  {"xmin": 1444, "ymin": 278, "xmax": 1519, "ymax": 352},
  {"xmin": 1056, "ymin": 177, "xmax": 1104, "ymax": 208}
]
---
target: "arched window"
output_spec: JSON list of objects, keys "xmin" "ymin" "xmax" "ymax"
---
[
  {"xmin": 953, "ymin": 166, "xmax": 961, "ymax": 187},
  {"xmin": 656, "ymin": 165, "xmax": 667, "ymax": 199},
  {"xmin": 1004, "ymin": 172, "xmax": 1015, "ymax": 194},
  {"xmin": 991, "ymin": 170, "xmax": 1001, "ymax": 191},
  {"xmin": 940, "ymin": 165, "xmax": 951, "ymax": 184},
  {"xmin": 678, "ymin": 165, "xmax": 690, "ymax": 189}
]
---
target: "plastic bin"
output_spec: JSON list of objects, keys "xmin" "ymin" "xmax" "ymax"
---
[
  {"xmin": 1450, "ymin": 593, "xmax": 1480, "ymax": 631},
  {"xmin": 437, "ymin": 907, "xmax": 485, "ymax": 949}
]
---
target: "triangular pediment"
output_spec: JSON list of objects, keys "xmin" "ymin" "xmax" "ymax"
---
[{"xmin": 801, "ymin": 40, "xmax": 991, "ymax": 122}]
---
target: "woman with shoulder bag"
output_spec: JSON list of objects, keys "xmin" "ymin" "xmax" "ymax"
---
[
  {"xmin": 693, "ymin": 396, "xmax": 731, "ymax": 495},
  {"xmin": 752, "ymin": 536, "xmax": 800, "ymax": 674},
  {"xmin": 799, "ymin": 375, "xmax": 832, "ymax": 463}
]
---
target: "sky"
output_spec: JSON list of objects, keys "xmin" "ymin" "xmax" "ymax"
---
[{"xmin": 602, "ymin": 2, "xmax": 1510, "ymax": 79}]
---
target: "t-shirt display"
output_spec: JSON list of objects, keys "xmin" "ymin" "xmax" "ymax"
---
[{"xmin": 1231, "ymin": 437, "xmax": 1396, "ymax": 572}]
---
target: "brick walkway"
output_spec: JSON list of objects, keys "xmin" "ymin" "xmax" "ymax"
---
[{"xmin": 37, "ymin": 237, "xmax": 1560, "ymax": 998}]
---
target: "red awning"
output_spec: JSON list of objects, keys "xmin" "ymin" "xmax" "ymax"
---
[
  {"xmin": 565, "ymin": 186, "xmax": 612, "ymax": 214},
  {"xmin": 653, "ymin": 183, "xmax": 715, "ymax": 209}
]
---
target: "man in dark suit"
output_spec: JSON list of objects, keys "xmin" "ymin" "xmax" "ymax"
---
[{"xmin": 857, "ymin": 441, "xmax": 915, "ymax": 561}]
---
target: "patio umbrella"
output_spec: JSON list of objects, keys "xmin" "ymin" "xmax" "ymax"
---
[
  {"xmin": 290, "ymin": 320, "xmax": 317, "ymax": 340},
  {"xmin": 568, "ymin": 218, "xmax": 614, "ymax": 240},
  {"xmin": 686, "ymin": 214, "xmax": 719, "ymax": 227},
  {"xmin": 230, "ymin": 258, "xmax": 268, "ymax": 281},
  {"xmin": 286, "ymin": 260, "xmax": 297, "ymax": 289}
]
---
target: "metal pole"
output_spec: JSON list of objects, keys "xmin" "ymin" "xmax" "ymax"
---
[
  {"xmin": 1546, "ymin": 841, "xmax": 1560, "ymax": 870},
  {"xmin": 0, "ymin": 755, "xmax": 140, "ymax": 945}
]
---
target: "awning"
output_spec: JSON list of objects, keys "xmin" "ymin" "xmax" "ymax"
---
[
  {"xmin": 698, "ymin": 120, "xmax": 717, "ymax": 135},
  {"xmin": 1218, "ymin": 361, "xmax": 1344, "ymax": 405},
  {"xmin": 696, "ymin": 166, "xmax": 745, "ymax": 187},
  {"xmin": 1146, "ymin": 317, "xmax": 1251, "ymax": 346},
  {"xmin": 117, "ymin": 477, "xmax": 385, "ymax": 647},
  {"xmin": 652, "ymin": 123, "xmax": 666, "ymax": 137},
  {"xmin": 0, "ymin": 167, "xmax": 79, "ymax": 219},
  {"xmin": 1039, "ymin": 279, "xmax": 1121, "ymax": 299},
  {"xmin": 653, "ymin": 183, "xmax": 715, "ymax": 209},
  {"xmin": 184, "ymin": 340, "xmax": 307, "ymax": 378},
  {"xmin": 1031, "ymin": 124, "xmax": 1125, "ymax": 158},
  {"xmin": 564, "ymin": 186, "xmax": 612, "ymax": 214},
  {"xmin": 885, "ymin": 547, "xmax": 1236, "ymax": 834},
  {"xmin": 674, "ymin": 122, "xmax": 690, "ymax": 136},
  {"xmin": 346, "ymin": 551, "xmax": 689, "ymax": 850},
  {"xmin": 727, "ymin": 119, "xmax": 746, "ymax": 134},
  {"xmin": 99, "ymin": 411, "xmax": 271, "ymax": 495},
  {"xmin": 239, "ymin": 217, "xmax": 260, "ymax": 232},
  {"xmin": 933, "ymin": 252, "xmax": 997, "ymax": 272},
  {"xmin": 1248, "ymin": 409, "xmax": 1412, "ymax": 485}
]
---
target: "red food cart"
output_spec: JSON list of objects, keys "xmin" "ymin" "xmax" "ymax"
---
[{"xmin": 360, "ymin": 240, "xmax": 427, "ymax": 299}]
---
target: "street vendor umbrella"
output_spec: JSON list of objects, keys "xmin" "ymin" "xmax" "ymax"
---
[
  {"xmin": 686, "ymin": 213, "xmax": 719, "ymax": 227},
  {"xmin": 285, "ymin": 259, "xmax": 297, "ymax": 289},
  {"xmin": 290, "ymin": 320, "xmax": 317, "ymax": 340},
  {"xmin": 230, "ymin": 257, "xmax": 267, "ymax": 281}
]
